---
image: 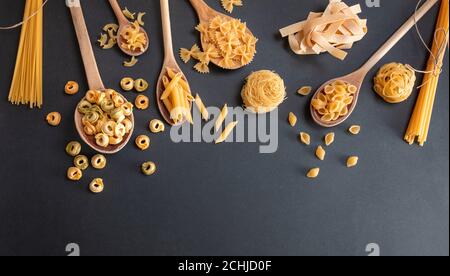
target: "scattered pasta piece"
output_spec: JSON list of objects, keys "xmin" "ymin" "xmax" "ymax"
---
[
  {"xmin": 135, "ymin": 135, "xmax": 150, "ymax": 151},
  {"xmin": 124, "ymin": 56, "xmax": 138, "ymax": 67},
  {"xmin": 279, "ymin": 0, "xmax": 367, "ymax": 60},
  {"xmin": 89, "ymin": 178, "xmax": 104, "ymax": 194},
  {"xmin": 74, "ymin": 155, "xmax": 89, "ymax": 171},
  {"xmin": 135, "ymin": 95, "xmax": 149, "ymax": 110},
  {"xmin": 122, "ymin": 7, "xmax": 135, "ymax": 20},
  {"xmin": 216, "ymin": 121, "xmax": 239, "ymax": 144},
  {"xmin": 288, "ymin": 112, "xmax": 297, "ymax": 127},
  {"xmin": 307, "ymin": 168, "xmax": 320, "ymax": 179},
  {"xmin": 221, "ymin": 0, "xmax": 243, "ymax": 13},
  {"xmin": 297, "ymin": 86, "xmax": 312, "ymax": 96},
  {"xmin": 91, "ymin": 154, "xmax": 107, "ymax": 170},
  {"xmin": 299, "ymin": 132, "xmax": 311, "ymax": 145},
  {"xmin": 46, "ymin": 112, "xmax": 61, "ymax": 127},
  {"xmin": 374, "ymin": 63, "xmax": 416, "ymax": 103},
  {"xmin": 195, "ymin": 94, "xmax": 209, "ymax": 121},
  {"xmin": 215, "ymin": 104, "xmax": 228, "ymax": 131},
  {"xmin": 102, "ymin": 38, "xmax": 117, "ymax": 49},
  {"xmin": 347, "ymin": 156, "xmax": 359, "ymax": 168},
  {"xmin": 67, "ymin": 167, "xmax": 82, "ymax": 181},
  {"xmin": 180, "ymin": 44, "xmax": 201, "ymax": 63},
  {"xmin": 311, "ymin": 80, "xmax": 356, "ymax": 122},
  {"xmin": 194, "ymin": 62, "xmax": 210, "ymax": 74},
  {"xmin": 134, "ymin": 78, "xmax": 149, "ymax": 92},
  {"xmin": 137, "ymin": 12, "xmax": 146, "ymax": 26},
  {"xmin": 241, "ymin": 70, "xmax": 286, "ymax": 113},
  {"xmin": 65, "ymin": 81, "xmax": 79, "ymax": 95},
  {"xmin": 142, "ymin": 162, "xmax": 156, "ymax": 176},
  {"xmin": 316, "ymin": 146, "xmax": 326, "ymax": 161},
  {"xmin": 149, "ymin": 119, "xmax": 165, "ymax": 133},
  {"xmin": 98, "ymin": 33, "xmax": 108, "ymax": 47},
  {"xmin": 324, "ymin": 132, "xmax": 335, "ymax": 146},
  {"xmin": 120, "ymin": 77, "xmax": 134, "ymax": 91},
  {"xmin": 66, "ymin": 141, "xmax": 81, "ymax": 157},
  {"xmin": 349, "ymin": 125, "xmax": 361, "ymax": 135},
  {"xmin": 103, "ymin": 23, "xmax": 119, "ymax": 33}
]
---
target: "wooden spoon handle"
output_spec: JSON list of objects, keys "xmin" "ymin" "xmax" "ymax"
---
[
  {"xmin": 69, "ymin": 4, "xmax": 104, "ymax": 90},
  {"xmin": 108, "ymin": 0, "xmax": 129, "ymax": 26},
  {"xmin": 360, "ymin": 0, "xmax": 439, "ymax": 73},
  {"xmin": 160, "ymin": 0, "xmax": 175, "ymax": 60},
  {"xmin": 189, "ymin": 0, "xmax": 210, "ymax": 22}
]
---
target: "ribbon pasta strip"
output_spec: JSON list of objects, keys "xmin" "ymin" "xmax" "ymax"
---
[
  {"xmin": 160, "ymin": 68, "xmax": 194, "ymax": 125},
  {"xmin": 279, "ymin": 0, "xmax": 367, "ymax": 60},
  {"xmin": 8, "ymin": 0, "xmax": 44, "ymax": 108}
]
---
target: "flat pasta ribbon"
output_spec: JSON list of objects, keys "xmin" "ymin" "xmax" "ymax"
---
[{"xmin": 279, "ymin": 0, "xmax": 367, "ymax": 60}]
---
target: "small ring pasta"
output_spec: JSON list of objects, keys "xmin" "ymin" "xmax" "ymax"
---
[
  {"xmin": 46, "ymin": 112, "xmax": 62, "ymax": 126},
  {"xmin": 134, "ymin": 78, "xmax": 149, "ymax": 92},
  {"xmin": 135, "ymin": 135, "xmax": 150, "ymax": 150},
  {"xmin": 101, "ymin": 120, "xmax": 116, "ymax": 136},
  {"xmin": 122, "ymin": 119, "xmax": 133, "ymax": 133},
  {"xmin": 95, "ymin": 133, "xmax": 110, "ymax": 148},
  {"xmin": 109, "ymin": 136, "xmax": 123, "ymax": 145},
  {"xmin": 91, "ymin": 154, "xmax": 107, "ymax": 170},
  {"xmin": 135, "ymin": 95, "xmax": 149, "ymax": 110},
  {"xmin": 74, "ymin": 155, "xmax": 89, "ymax": 170},
  {"xmin": 89, "ymin": 178, "xmax": 105, "ymax": 194},
  {"xmin": 66, "ymin": 141, "xmax": 81, "ymax": 157},
  {"xmin": 67, "ymin": 167, "xmax": 83, "ymax": 181},
  {"xmin": 121, "ymin": 102, "xmax": 134, "ymax": 116},
  {"xmin": 65, "ymin": 81, "xmax": 79, "ymax": 95},
  {"xmin": 141, "ymin": 162, "xmax": 156, "ymax": 176},
  {"xmin": 120, "ymin": 77, "xmax": 135, "ymax": 91},
  {"xmin": 114, "ymin": 123, "xmax": 127, "ymax": 138},
  {"xmin": 149, "ymin": 119, "xmax": 165, "ymax": 133}
]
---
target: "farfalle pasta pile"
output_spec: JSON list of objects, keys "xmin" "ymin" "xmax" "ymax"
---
[
  {"xmin": 279, "ymin": 0, "xmax": 367, "ymax": 60},
  {"xmin": 180, "ymin": 16, "xmax": 258, "ymax": 72}
]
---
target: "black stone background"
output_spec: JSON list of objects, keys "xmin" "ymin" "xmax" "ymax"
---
[{"xmin": 0, "ymin": 0, "xmax": 448, "ymax": 256}]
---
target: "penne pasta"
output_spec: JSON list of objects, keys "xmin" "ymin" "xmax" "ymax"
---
[
  {"xmin": 215, "ymin": 104, "xmax": 228, "ymax": 131},
  {"xmin": 216, "ymin": 121, "xmax": 238, "ymax": 144}
]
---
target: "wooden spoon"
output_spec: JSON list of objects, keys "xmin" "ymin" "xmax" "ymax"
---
[
  {"xmin": 189, "ymin": 0, "xmax": 256, "ymax": 70},
  {"xmin": 311, "ymin": 0, "xmax": 439, "ymax": 128},
  {"xmin": 156, "ymin": 0, "xmax": 192, "ymax": 126},
  {"xmin": 108, "ymin": 0, "xmax": 149, "ymax": 56},
  {"xmin": 69, "ymin": 1, "xmax": 134, "ymax": 154}
]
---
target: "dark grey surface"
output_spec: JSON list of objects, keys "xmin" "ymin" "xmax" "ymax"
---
[{"xmin": 0, "ymin": 0, "xmax": 448, "ymax": 256}]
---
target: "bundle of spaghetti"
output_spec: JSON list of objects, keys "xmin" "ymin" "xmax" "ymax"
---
[
  {"xmin": 8, "ymin": 0, "xmax": 44, "ymax": 108},
  {"xmin": 279, "ymin": 0, "xmax": 367, "ymax": 60},
  {"xmin": 241, "ymin": 70, "xmax": 286, "ymax": 113},
  {"xmin": 405, "ymin": 0, "xmax": 449, "ymax": 146}
]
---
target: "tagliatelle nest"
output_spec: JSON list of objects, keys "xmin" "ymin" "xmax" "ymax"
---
[
  {"xmin": 241, "ymin": 70, "xmax": 286, "ymax": 113},
  {"xmin": 279, "ymin": 0, "xmax": 368, "ymax": 60},
  {"xmin": 373, "ymin": 63, "xmax": 416, "ymax": 103}
]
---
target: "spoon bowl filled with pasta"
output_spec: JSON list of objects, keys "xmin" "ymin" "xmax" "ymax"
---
[{"xmin": 69, "ymin": 1, "xmax": 134, "ymax": 154}]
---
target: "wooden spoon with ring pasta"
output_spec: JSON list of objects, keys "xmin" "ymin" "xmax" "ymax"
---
[
  {"xmin": 156, "ymin": 0, "xmax": 192, "ymax": 126},
  {"xmin": 311, "ymin": 0, "xmax": 439, "ymax": 127},
  {"xmin": 189, "ymin": 0, "xmax": 256, "ymax": 70},
  {"xmin": 108, "ymin": 0, "xmax": 149, "ymax": 56},
  {"xmin": 68, "ymin": 0, "xmax": 134, "ymax": 154}
]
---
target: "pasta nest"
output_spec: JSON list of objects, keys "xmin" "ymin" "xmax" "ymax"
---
[
  {"xmin": 241, "ymin": 70, "xmax": 286, "ymax": 113},
  {"xmin": 373, "ymin": 63, "xmax": 416, "ymax": 104},
  {"xmin": 279, "ymin": 0, "xmax": 368, "ymax": 60}
]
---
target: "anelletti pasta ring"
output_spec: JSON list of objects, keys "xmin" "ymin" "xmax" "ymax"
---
[
  {"xmin": 120, "ymin": 77, "xmax": 134, "ymax": 91},
  {"xmin": 46, "ymin": 112, "xmax": 61, "ymax": 126},
  {"xmin": 135, "ymin": 135, "xmax": 150, "ymax": 151},
  {"xmin": 135, "ymin": 95, "xmax": 149, "ymax": 110},
  {"xmin": 65, "ymin": 81, "xmax": 79, "ymax": 95},
  {"xmin": 134, "ymin": 78, "xmax": 149, "ymax": 92}
]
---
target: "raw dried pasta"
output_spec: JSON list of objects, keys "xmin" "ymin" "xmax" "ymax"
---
[
  {"xmin": 288, "ymin": 112, "xmax": 297, "ymax": 127},
  {"xmin": 135, "ymin": 95, "xmax": 149, "ymax": 110},
  {"xmin": 347, "ymin": 156, "xmax": 359, "ymax": 168},
  {"xmin": 120, "ymin": 77, "xmax": 134, "ymax": 91},
  {"xmin": 349, "ymin": 125, "xmax": 361, "ymax": 135},
  {"xmin": 46, "ymin": 112, "xmax": 61, "ymax": 126},
  {"xmin": 316, "ymin": 146, "xmax": 326, "ymax": 161},
  {"xmin": 91, "ymin": 154, "xmax": 107, "ymax": 170},
  {"xmin": 311, "ymin": 80, "xmax": 356, "ymax": 122},
  {"xmin": 279, "ymin": 0, "xmax": 367, "ymax": 60},
  {"xmin": 120, "ymin": 21, "xmax": 147, "ymax": 53},
  {"xmin": 241, "ymin": 70, "xmax": 286, "ymax": 113},
  {"xmin": 297, "ymin": 86, "xmax": 312, "ymax": 96},
  {"xmin": 135, "ymin": 135, "xmax": 150, "ymax": 151},
  {"xmin": 89, "ymin": 178, "xmax": 104, "ymax": 194},
  {"xmin": 122, "ymin": 7, "xmax": 135, "ymax": 20},
  {"xmin": 180, "ymin": 44, "xmax": 201, "ymax": 63},
  {"xmin": 142, "ymin": 162, "xmax": 156, "ymax": 176},
  {"xmin": 195, "ymin": 16, "xmax": 258, "ymax": 69},
  {"xmin": 124, "ymin": 56, "xmax": 138, "ymax": 67},
  {"xmin": 195, "ymin": 94, "xmax": 209, "ymax": 121},
  {"xmin": 67, "ymin": 167, "xmax": 82, "ymax": 181},
  {"xmin": 160, "ymin": 68, "xmax": 194, "ymax": 125},
  {"xmin": 307, "ymin": 168, "xmax": 320, "ymax": 179},
  {"xmin": 215, "ymin": 104, "xmax": 229, "ymax": 131},
  {"xmin": 65, "ymin": 81, "xmax": 79, "ymax": 95},
  {"xmin": 221, "ymin": 0, "xmax": 243, "ymax": 13},
  {"xmin": 137, "ymin": 12, "xmax": 146, "ymax": 26},
  {"xmin": 216, "ymin": 121, "xmax": 239, "ymax": 144},
  {"xmin": 149, "ymin": 119, "xmax": 165, "ymax": 133},
  {"xmin": 374, "ymin": 63, "xmax": 416, "ymax": 104},
  {"xmin": 325, "ymin": 132, "xmax": 335, "ymax": 146},
  {"xmin": 300, "ymin": 132, "xmax": 311, "ymax": 145}
]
